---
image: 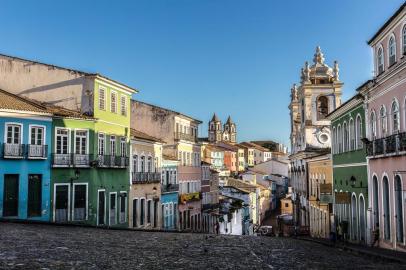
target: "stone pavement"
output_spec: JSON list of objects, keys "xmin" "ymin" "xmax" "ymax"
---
[{"xmin": 0, "ymin": 222, "xmax": 405, "ymax": 269}]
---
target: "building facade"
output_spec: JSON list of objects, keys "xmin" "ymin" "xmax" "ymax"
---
[
  {"xmin": 0, "ymin": 90, "xmax": 52, "ymax": 221},
  {"xmin": 360, "ymin": 3, "xmax": 406, "ymax": 251},
  {"xmin": 161, "ymin": 155, "xmax": 179, "ymax": 231},
  {"xmin": 328, "ymin": 94, "xmax": 368, "ymax": 243},
  {"xmin": 289, "ymin": 47, "xmax": 342, "ymax": 228}
]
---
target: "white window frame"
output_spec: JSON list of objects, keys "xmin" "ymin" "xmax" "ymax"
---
[
  {"xmin": 72, "ymin": 183, "xmax": 89, "ymax": 221},
  {"xmin": 120, "ymin": 137, "xmax": 127, "ymax": 157},
  {"xmin": 98, "ymin": 133, "xmax": 105, "ymax": 156},
  {"xmin": 55, "ymin": 127, "xmax": 70, "ymax": 154},
  {"xmin": 98, "ymin": 86, "xmax": 106, "ymax": 111},
  {"xmin": 53, "ymin": 183, "xmax": 71, "ymax": 222},
  {"xmin": 377, "ymin": 45, "xmax": 384, "ymax": 75},
  {"xmin": 110, "ymin": 135, "xmax": 116, "ymax": 156},
  {"xmin": 119, "ymin": 191, "xmax": 127, "ymax": 224},
  {"xmin": 74, "ymin": 129, "xmax": 89, "ymax": 155},
  {"xmin": 29, "ymin": 124, "xmax": 46, "ymax": 146},
  {"xmin": 4, "ymin": 122, "xmax": 23, "ymax": 145},
  {"xmin": 110, "ymin": 90, "xmax": 117, "ymax": 113},
  {"xmin": 388, "ymin": 34, "xmax": 397, "ymax": 66},
  {"xmin": 109, "ymin": 192, "xmax": 118, "ymax": 226},
  {"xmin": 120, "ymin": 95, "xmax": 127, "ymax": 116}
]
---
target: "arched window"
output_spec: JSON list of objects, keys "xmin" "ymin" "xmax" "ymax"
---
[
  {"xmin": 140, "ymin": 156, "xmax": 145, "ymax": 172},
  {"xmin": 343, "ymin": 122, "xmax": 349, "ymax": 152},
  {"xmin": 383, "ymin": 176, "xmax": 390, "ymax": 240},
  {"xmin": 370, "ymin": 111, "xmax": 377, "ymax": 138},
  {"xmin": 394, "ymin": 175, "xmax": 404, "ymax": 243},
  {"xmin": 332, "ymin": 127, "xmax": 336, "ymax": 154},
  {"xmin": 389, "ymin": 36, "xmax": 396, "ymax": 66},
  {"xmin": 380, "ymin": 106, "xmax": 387, "ymax": 136},
  {"xmin": 349, "ymin": 118, "xmax": 355, "ymax": 151},
  {"xmin": 391, "ymin": 100, "xmax": 400, "ymax": 133},
  {"xmin": 147, "ymin": 156, "xmax": 152, "ymax": 172},
  {"xmin": 373, "ymin": 176, "xmax": 379, "ymax": 228},
  {"xmin": 133, "ymin": 155, "xmax": 138, "ymax": 172},
  {"xmin": 356, "ymin": 115, "xmax": 363, "ymax": 149},
  {"xmin": 403, "ymin": 25, "xmax": 406, "ymax": 54},
  {"xmin": 377, "ymin": 47, "xmax": 384, "ymax": 74},
  {"xmin": 317, "ymin": 96, "xmax": 329, "ymax": 120},
  {"xmin": 337, "ymin": 125, "xmax": 342, "ymax": 153}
]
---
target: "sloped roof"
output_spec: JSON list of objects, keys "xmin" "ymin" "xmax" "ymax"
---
[
  {"xmin": 130, "ymin": 128, "xmax": 165, "ymax": 143},
  {"xmin": 45, "ymin": 104, "xmax": 95, "ymax": 119},
  {"xmin": 0, "ymin": 89, "xmax": 49, "ymax": 114}
]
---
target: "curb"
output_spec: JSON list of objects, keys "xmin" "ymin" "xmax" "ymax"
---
[{"xmin": 297, "ymin": 237, "xmax": 406, "ymax": 264}]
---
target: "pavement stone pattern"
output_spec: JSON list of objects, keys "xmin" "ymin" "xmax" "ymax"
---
[{"xmin": 0, "ymin": 223, "xmax": 404, "ymax": 270}]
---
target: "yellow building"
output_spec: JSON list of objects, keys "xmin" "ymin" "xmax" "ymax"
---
[
  {"xmin": 307, "ymin": 154, "xmax": 333, "ymax": 239},
  {"xmin": 281, "ymin": 195, "xmax": 293, "ymax": 215}
]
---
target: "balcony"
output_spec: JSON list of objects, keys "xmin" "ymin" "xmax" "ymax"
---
[
  {"xmin": 366, "ymin": 132, "xmax": 406, "ymax": 158},
  {"xmin": 132, "ymin": 172, "xmax": 161, "ymax": 184},
  {"xmin": 161, "ymin": 183, "xmax": 179, "ymax": 193},
  {"xmin": 3, "ymin": 143, "xmax": 25, "ymax": 158},
  {"xmin": 97, "ymin": 155, "xmax": 129, "ymax": 168},
  {"xmin": 174, "ymin": 132, "xmax": 197, "ymax": 143},
  {"xmin": 202, "ymin": 203, "xmax": 220, "ymax": 211},
  {"xmin": 52, "ymin": 154, "xmax": 92, "ymax": 167},
  {"xmin": 27, "ymin": 144, "xmax": 48, "ymax": 159}
]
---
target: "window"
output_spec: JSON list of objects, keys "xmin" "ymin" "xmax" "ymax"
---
[
  {"xmin": 119, "ymin": 192, "xmax": 127, "ymax": 223},
  {"xmin": 109, "ymin": 193, "xmax": 117, "ymax": 225},
  {"xmin": 377, "ymin": 47, "xmax": 384, "ymax": 75},
  {"xmin": 133, "ymin": 155, "xmax": 138, "ymax": 172},
  {"xmin": 110, "ymin": 91, "xmax": 117, "ymax": 113},
  {"xmin": 6, "ymin": 124, "xmax": 21, "ymax": 144},
  {"xmin": 389, "ymin": 36, "xmax": 396, "ymax": 66},
  {"xmin": 133, "ymin": 199, "xmax": 138, "ymax": 227},
  {"xmin": 120, "ymin": 95, "xmax": 127, "ymax": 116},
  {"xmin": 380, "ymin": 106, "xmax": 387, "ymax": 136},
  {"xmin": 56, "ymin": 128, "xmax": 69, "ymax": 154},
  {"xmin": 337, "ymin": 125, "xmax": 342, "ymax": 153},
  {"xmin": 147, "ymin": 200, "xmax": 152, "ymax": 224},
  {"xmin": 332, "ymin": 127, "xmax": 336, "ymax": 154},
  {"xmin": 73, "ymin": 184, "xmax": 87, "ymax": 221},
  {"xmin": 99, "ymin": 87, "xmax": 106, "ymax": 110},
  {"xmin": 317, "ymin": 96, "xmax": 329, "ymax": 120},
  {"xmin": 140, "ymin": 199, "xmax": 145, "ymax": 225},
  {"xmin": 370, "ymin": 111, "xmax": 377, "ymax": 138},
  {"xmin": 403, "ymin": 26, "xmax": 406, "ymax": 54},
  {"xmin": 120, "ymin": 137, "xmax": 126, "ymax": 157},
  {"xmin": 356, "ymin": 116, "xmax": 362, "ymax": 149},
  {"xmin": 343, "ymin": 122, "xmax": 348, "ymax": 152},
  {"xmin": 30, "ymin": 126, "xmax": 44, "ymax": 146},
  {"xmin": 140, "ymin": 156, "xmax": 145, "ymax": 172},
  {"xmin": 75, "ymin": 130, "xmax": 87, "ymax": 155},
  {"xmin": 98, "ymin": 133, "xmax": 105, "ymax": 156},
  {"xmin": 110, "ymin": 135, "xmax": 116, "ymax": 156},
  {"xmin": 27, "ymin": 174, "xmax": 42, "ymax": 217},
  {"xmin": 392, "ymin": 100, "xmax": 400, "ymax": 133},
  {"xmin": 147, "ymin": 156, "xmax": 152, "ymax": 172},
  {"xmin": 349, "ymin": 119, "xmax": 355, "ymax": 151}
]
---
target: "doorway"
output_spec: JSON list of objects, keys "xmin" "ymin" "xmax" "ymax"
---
[
  {"xmin": 54, "ymin": 184, "xmax": 69, "ymax": 222},
  {"xmin": 3, "ymin": 174, "xmax": 19, "ymax": 217}
]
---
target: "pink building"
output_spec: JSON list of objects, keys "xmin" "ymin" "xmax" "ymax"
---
[{"xmin": 359, "ymin": 3, "xmax": 406, "ymax": 252}]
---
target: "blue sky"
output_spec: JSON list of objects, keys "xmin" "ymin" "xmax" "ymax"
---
[{"xmin": 0, "ymin": 0, "xmax": 404, "ymax": 146}]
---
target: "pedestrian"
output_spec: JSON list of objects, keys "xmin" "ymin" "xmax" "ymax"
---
[
  {"xmin": 372, "ymin": 223, "xmax": 380, "ymax": 247},
  {"xmin": 215, "ymin": 222, "xmax": 220, "ymax": 235}
]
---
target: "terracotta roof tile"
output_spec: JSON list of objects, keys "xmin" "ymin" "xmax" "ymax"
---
[
  {"xmin": 130, "ymin": 128, "xmax": 165, "ymax": 143},
  {"xmin": 0, "ymin": 89, "xmax": 49, "ymax": 114}
]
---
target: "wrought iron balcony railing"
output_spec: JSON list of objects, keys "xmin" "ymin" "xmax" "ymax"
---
[
  {"xmin": 27, "ymin": 144, "xmax": 48, "ymax": 159},
  {"xmin": 3, "ymin": 143, "xmax": 25, "ymax": 158},
  {"xmin": 97, "ymin": 155, "xmax": 129, "ymax": 168},
  {"xmin": 161, "ymin": 183, "xmax": 179, "ymax": 193},
  {"xmin": 366, "ymin": 132, "xmax": 406, "ymax": 158},
  {"xmin": 52, "ymin": 153, "xmax": 91, "ymax": 167},
  {"xmin": 132, "ymin": 172, "xmax": 161, "ymax": 184},
  {"xmin": 174, "ymin": 132, "xmax": 197, "ymax": 143}
]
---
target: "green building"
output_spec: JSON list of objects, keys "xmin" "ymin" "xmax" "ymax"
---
[
  {"xmin": 48, "ymin": 76, "xmax": 136, "ymax": 228},
  {"xmin": 327, "ymin": 94, "xmax": 368, "ymax": 243}
]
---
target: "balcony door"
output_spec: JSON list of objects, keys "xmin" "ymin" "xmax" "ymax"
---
[
  {"xmin": 5, "ymin": 124, "xmax": 22, "ymax": 157},
  {"xmin": 75, "ymin": 130, "xmax": 88, "ymax": 165},
  {"xmin": 55, "ymin": 128, "xmax": 70, "ymax": 165},
  {"xmin": 29, "ymin": 126, "xmax": 45, "ymax": 157},
  {"xmin": 3, "ymin": 174, "xmax": 19, "ymax": 217}
]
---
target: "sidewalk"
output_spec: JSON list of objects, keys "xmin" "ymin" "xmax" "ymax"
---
[{"xmin": 297, "ymin": 236, "xmax": 406, "ymax": 264}]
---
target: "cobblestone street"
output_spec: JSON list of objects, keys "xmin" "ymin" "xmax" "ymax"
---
[{"xmin": 0, "ymin": 223, "xmax": 404, "ymax": 269}]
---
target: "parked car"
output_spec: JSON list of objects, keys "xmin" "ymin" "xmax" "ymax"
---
[{"xmin": 258, "ymin": 225, "xmax": 273, "ymax": 236}]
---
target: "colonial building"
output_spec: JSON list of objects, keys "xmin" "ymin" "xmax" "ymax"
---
[
  {"xmin": 129, "ymin": 129, "xmax": 163, "ymax": 230},
  {"xmin": 208, "ymin": 114, "xmax": 237, "ymax": 144},
  {"xmin": 240, "ymin": 142, "xmax": 273, "ymax": 165},
  {"xmin": 0, "ymin": 54, "xmax": 137, "ymax": 228},
  {"xmin": 0, "ymin": 90, "xmax": 52, "ymax": 221},
  {"xmin": 359, "ymin": 3, "xmax": 406, "ymax": 251},
  {"xmin": 131, "ymin": 101, "xmax": 202, "ymax": 232},
  {"xmin": 327, "ymin": 94, "xmax": 368, "ymax": 244},
  {"xmin": 201, "ymin": 162, "xmax": 220, "ymax": 234},
  {"xmin": 161, "ymin": 155, "xmax": 179, "ymax": 231},
  {"xmin": 289, "ymin": 47, "xmax": 342, "ymax": 229}
]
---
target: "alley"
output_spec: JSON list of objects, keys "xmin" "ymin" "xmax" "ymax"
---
[{"xmin": 0, "ymin": 223, "xmax": 403, "ymax": 269}]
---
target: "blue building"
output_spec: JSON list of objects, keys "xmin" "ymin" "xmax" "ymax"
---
[
  {"xmin": 161, "ymin": 156, "xmax": 179, "ymax": 230},
  {"xmin": 0, "ymin": 89, "xmax": 52, "ymax": 221}
]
